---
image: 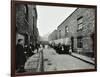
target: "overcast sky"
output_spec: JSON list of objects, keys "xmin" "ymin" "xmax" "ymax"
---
[{"xmin": 37, "ymin": 5, "xmax": 76, "ymax": 37}]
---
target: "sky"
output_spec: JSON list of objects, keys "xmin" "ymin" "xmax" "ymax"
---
[{"xmin": 36, "ymin": 5, "xmax": 76, "ymax": 37}]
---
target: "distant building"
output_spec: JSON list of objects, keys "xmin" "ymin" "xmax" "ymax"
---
[
  {"xmin": 49, "ymin": 8, "xmax": 96, "ymax": 57},
  {"xmin": 48, "ymin": 30, "xmax": 58, "ymax": 44},
  {"xmin": 16, "ymin": 4, "xmax": 39, "ymax": 46},
  {"xmin": 48, "ymin": 30, "xmax": 58, "ymax": 41}
]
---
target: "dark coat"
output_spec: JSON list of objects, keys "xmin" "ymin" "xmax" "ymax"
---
[
  {"xmin": 16, "ymin": 44, "xmax": 26, "ymax": 69},
  {"xmin": 27, "ymin": 46, "xmax": 34, "ymax": 57},
  {"xmin": 57, "ymin": 45, "xmax": 62, "ymax": 54}
]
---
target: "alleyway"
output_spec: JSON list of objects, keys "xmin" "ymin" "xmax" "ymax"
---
[{"xmin": 42, "ymin": 46, "xmax": 94, "ymax": 71}]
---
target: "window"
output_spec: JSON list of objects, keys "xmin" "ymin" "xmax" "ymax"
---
[
  {"xmin": 25, "ymin": 4, "xmax": 28, "ymax": 20},
  {"xmin": 77, "ymin": 36, "xmax": 83, "ymax": 48},
  {"xmin": 77, "ymin": 16, "xmax": 83, "ymax": 30},
  {"xmin": 65, "ymin": 26, "xmax": 68, "ymax": 36},
  {"xmin": 24, "ymin": 5, "xmax": 29, "ymax": 26}
]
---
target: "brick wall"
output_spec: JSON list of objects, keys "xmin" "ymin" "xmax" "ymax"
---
[
  {"xmin": 16, "ymin": 4, "xmax": 39, "ymax": 46},
  {"xmin": 49, "ymin": 8, "xmax": 95, "ymax": 55}
]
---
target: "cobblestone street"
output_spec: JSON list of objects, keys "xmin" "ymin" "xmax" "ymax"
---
[{"xmin": 42, "ymin": 47, "xmax": 94, "ymax": 71}]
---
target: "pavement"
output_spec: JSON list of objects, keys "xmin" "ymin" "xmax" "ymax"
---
[
  {"xmin": 71, "ymin": 52, "xmax": 95, "ymax": 65},
  {"xmin": 24, "ymin": 53, "xmax": 40, "ymax": 72},
  {"xmin": 24, "ymin": 48, "xmax": 43, "ymax": 72}
]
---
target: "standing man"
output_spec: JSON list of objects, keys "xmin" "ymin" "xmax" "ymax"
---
[
  {"xmin": 16, "ymin": 39, "xmax": 26, "ymax": 73},
  {"xmin": 35, "ymin": 42, "xmax": 40, "ymax": 53}
]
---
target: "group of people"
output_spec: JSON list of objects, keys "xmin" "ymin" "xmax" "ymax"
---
[
  {"xmin": 24, "ymin": 42, "xmax": 40, "ymax": 58},
  {"xmin": 16, "ymin": 39, "xmax": 40, "ymax": 73},
  {"xmin": 49, "ymin": 43, "xmax": 72, "ymax": 54}
]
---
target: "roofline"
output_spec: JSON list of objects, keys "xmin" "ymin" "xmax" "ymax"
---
[{"xmin": 57, "ymin": 8, "xmax": 78, "ymax": 29}]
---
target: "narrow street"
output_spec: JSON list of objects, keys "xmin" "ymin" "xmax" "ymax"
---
[
  {"xmin": 15, "ymin": 4, "xmax": 96, "ymax": 74},
  {"xmin": 42, "ymin": 46, "xmax": 94, "ymax": 71}
]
